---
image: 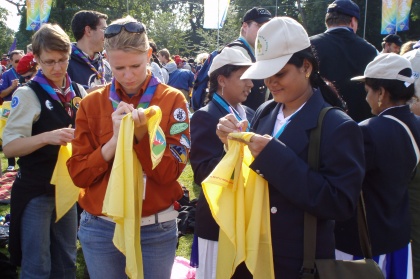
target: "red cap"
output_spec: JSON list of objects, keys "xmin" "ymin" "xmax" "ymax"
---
[
  {"xmin": 16, "ymin": 52, "xmax": 36, "ymax": 75},
  {"xmin": 174, "ymin": 55, "xmax": 183, "ymax": 65}
]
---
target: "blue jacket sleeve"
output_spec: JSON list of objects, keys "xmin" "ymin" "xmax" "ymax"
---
[
  {"xmin": 0, "ymin": 70, "xmax": 12, "ymax": 92},
  {"xmin": 250, "ymin": 117, "xmax": 365, "ymax": 221},
  {"xmin": 190, "ymin": 110, "xmax": 225, "ymax": 185}
]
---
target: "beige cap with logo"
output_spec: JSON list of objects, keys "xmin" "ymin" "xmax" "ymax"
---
[
  {"xmin": 351, "ymin": 53, "xmax": 414, "ymax": 83},
  {"xmin": 241, "ymin": 17, "xmax": 310, "ymax": 80}
]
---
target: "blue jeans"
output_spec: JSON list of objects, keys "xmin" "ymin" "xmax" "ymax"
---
[
  {"xmin": 78, "ymin": 211, "xmax": 178, "ymax": 279},
  {"xmin": 20, "ymin": 194, "xmax": 77, "ymax": 279}
]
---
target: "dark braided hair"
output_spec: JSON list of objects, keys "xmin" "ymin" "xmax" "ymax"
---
[{"xmin": 287, "ymin": 47, "xmax": 347, "ymax": 111}]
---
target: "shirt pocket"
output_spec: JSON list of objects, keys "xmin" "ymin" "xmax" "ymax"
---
[{"xmin": 87, "ymin": 115, "xmax": 113, "ymax": 146}]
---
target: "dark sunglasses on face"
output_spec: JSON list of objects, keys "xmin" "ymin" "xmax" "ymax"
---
[
  {"xmin": 14, "ymin": 60, "xmax": 20, "ymax": 63},
  {"xmin": 104, "ymin": 22, "xmax": 145, "ymax": 39}
]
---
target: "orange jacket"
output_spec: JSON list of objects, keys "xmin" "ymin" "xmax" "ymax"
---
[{"xmin": 67, "ymin": 74, "xmax": 190, "ymax": 216}]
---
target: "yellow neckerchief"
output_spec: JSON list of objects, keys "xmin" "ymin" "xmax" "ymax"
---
[
  {"xmin": 202, "ymin": 132, "xmax": 274, "ymax": 279},
  {"xmin": 51, "ymin": 143, "xmax": 80, "ymax": 222},
  {"xmin": 0, "ymin": 101, "xmax": 12, "ymax": 144},
  {"xmin": 102, "ymin": 106, "xmax": 166, "ymax": 279}
]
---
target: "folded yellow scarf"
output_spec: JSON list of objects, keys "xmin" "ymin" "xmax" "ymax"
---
[
  {"xmin": 102, "ymin": 106, "xmax": 166, "ymax": 279},
  {"xmin": 0, "ymin": 101, "xmax": 11, "ymax": 144},
  {"xmin": 51, "ymin": 143, "xmax": 80, "ymax": 222},
  {"xmin": 202, "ymin": 132, "xmax": 274, "ymax": 279}
]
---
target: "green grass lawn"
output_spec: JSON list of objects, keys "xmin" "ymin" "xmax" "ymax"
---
[{"xmin": 0, "ymin": 152, "xmax": 199, "ymax": 278}]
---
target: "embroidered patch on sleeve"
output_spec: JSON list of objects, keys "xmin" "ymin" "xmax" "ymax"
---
[
  {"xmin": 169, "ymin": 144, "xmax": 188, "ymax": 164},
  {"xmin": 170, "ymin": 122, "xmax": 189, "ymax": 135},
  {"xmin": 180, "ymin": 134, "xmax": 190, "ymax": 149},
  {"xmin": 173, "ymin": 108, "xmax": 187, "ymax": 122},
  {"xmin": 11, "ymin": 96, "xmax": 19, "ymax": 109}
]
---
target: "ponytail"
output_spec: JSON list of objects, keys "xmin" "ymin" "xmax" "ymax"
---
[
  {"xmin": 311, "ymin": 72, "xmax": 347, "ymax": 111},
  {"xmin": 288, "ymin": 47, "xmax": 347, "ymax": 111}
]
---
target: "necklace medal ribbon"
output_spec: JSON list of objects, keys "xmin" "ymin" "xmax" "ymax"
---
[{"xmin": 72, "ymin": 45, "xmax": 106, "ymax": 85}]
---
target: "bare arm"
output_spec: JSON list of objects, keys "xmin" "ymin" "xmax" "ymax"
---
[{"xmin": 3, "ymin": 128, "xmax": 75, "ymax": 158}]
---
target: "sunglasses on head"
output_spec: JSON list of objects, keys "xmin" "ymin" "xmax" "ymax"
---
[{"xmin": 104, "ymin": 22, "xmax": 145, "ymax": 39}]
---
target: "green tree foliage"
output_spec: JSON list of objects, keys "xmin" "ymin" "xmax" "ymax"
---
[
  {"xmin": 302, "ymin": 0, "xmax": 329, "ymax": 35},
  {"xmin": 15, "ymin": 8, "xmax": 34, "ymax": 51},
  {"xmin": 195, "ymin": 4, "xmax": 242, "ymax": 53},
  {"xmin": 7, "ymin": 0, "xmax": 420, "ymax": 59},
  {"xmin": 0, "ymin": 7, "xmax": 15, "ymax": 55},
  {"xmin": 147, "ymin": 10, "xmax": 192, "ymax": 55}
]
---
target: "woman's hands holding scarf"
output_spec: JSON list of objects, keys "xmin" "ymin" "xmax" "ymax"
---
[
  {"xmin": 216, "ymin": 114, "xmax": 272, "ymax": 158},
  {"xmin": 132, "ymin": 107, "xmax": 156, "ymax": 143}
]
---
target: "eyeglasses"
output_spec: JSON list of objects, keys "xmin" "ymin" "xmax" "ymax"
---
[
  {"xmin": 104, "ymin": 22, "xmax": 145, "ymax": 39},
  {"xmin": 39, "ymin": 57, "xmax": 69, "ymax": 67},
  {"xmin": 14, "ymin": 60, "xmax": 20, "ymax": 63}
]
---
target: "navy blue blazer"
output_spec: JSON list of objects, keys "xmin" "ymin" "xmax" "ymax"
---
[
  {"xmin": 190, "ymin": 98, "xmax": 254, "ymax": 240},
  {"xmin": 335, "ymin": 105, "xmax": 420, "ymax": 256},
  {"xmin": 310, "ymin": 28, "xmax": 377, "ymax": 123},
  {"xmin": 249, "ymin": 90, "xmax": 365, "ymax": 277}
]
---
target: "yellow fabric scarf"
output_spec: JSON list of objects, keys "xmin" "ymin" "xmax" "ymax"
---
[
  {"xmin": 51, "ymin": 143, "xmax": 80, "ymax": 222},
  {"xmin": 102, "ymin": 106, "xmax": 165, "ymax": 279},
  {"xmin": 202, "ymin": 132, "xmax": 274, "ymax": 279},
  {"xmin": 0, "ymin": 101, "xmax": 11, "ymax": 144}
]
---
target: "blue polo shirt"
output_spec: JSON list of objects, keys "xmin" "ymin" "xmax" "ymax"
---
[
  {"xmin": 0, "ymin": 68, "xmax": 21, "ymax": 101},
  {"xmin": 167, "ymin": 69, "xmax": 194, "ymax": 91}
]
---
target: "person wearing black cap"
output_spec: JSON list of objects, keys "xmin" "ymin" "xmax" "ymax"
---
[
  {"xmin": 228, "ymin": 7, "xmax": 272, "ymax": 111},
  {"xmin": 381, "ymin": 34, "xmax": 403, "ymax": 54},
  {"xmin": 310, "ymin": 0, "xmax": 378, "ymax": 123}
]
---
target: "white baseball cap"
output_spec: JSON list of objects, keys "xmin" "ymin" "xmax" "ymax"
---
[
  {"xmin": 241, "ymin": 17, "xmax": 310, "ymax": 80},
  {"xmin": 208, "ymin": 47, "xmax": 253, "ymax": 76},
  {"xmin": 351, "ymin": 53, "xmax": 414, "ymax": 83}
]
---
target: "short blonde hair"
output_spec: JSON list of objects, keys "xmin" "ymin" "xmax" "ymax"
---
[
  {"xmin": 31, "ymin": 24, "xmax": 71, "ymax": 56},
  {"xmin": 104, "ymin": 16, "xmax": 149, "ymax": 53}
]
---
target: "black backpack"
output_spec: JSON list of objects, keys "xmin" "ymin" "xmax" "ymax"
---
[{"xmin": 176, "ymin": 185, "xmax": 198, "ymax": 238}]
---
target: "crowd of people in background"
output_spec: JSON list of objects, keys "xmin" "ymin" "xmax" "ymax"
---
[{"xmin": 0, "ymin": 0, "xmax": 420, "ymax": 278}]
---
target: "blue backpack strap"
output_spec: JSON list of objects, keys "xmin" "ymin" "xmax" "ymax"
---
[
  {"xmin": 228, "ymin": 38, "xmax": 256, "ymax": 62},
  {"xmin": 191, "ymin": 50, "xmax": 218, "ymax": 111}
]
